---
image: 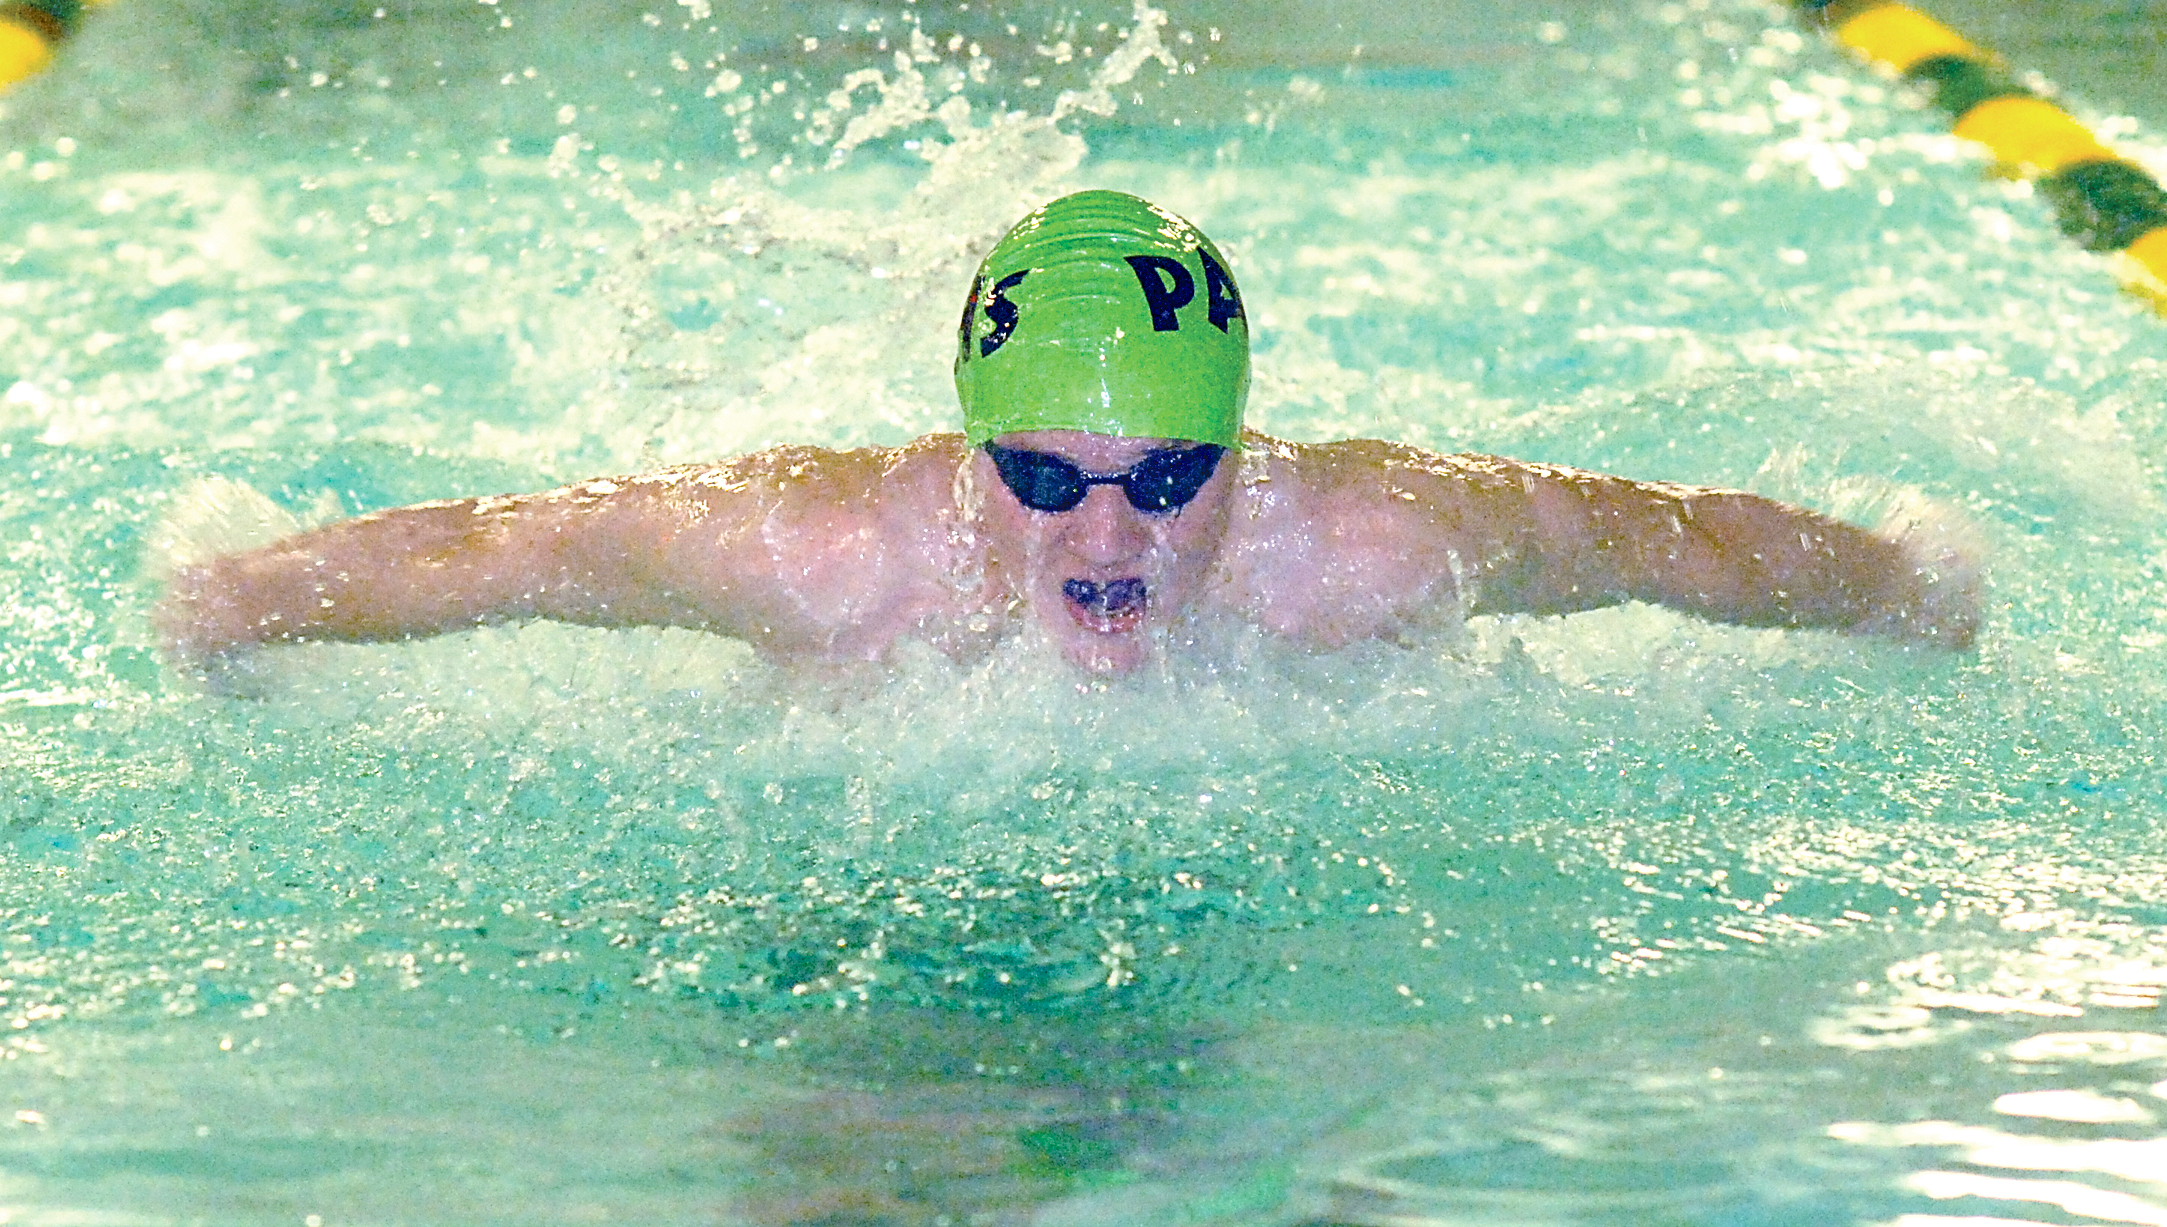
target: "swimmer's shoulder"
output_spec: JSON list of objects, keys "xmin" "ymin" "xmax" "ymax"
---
[
  {"xmin": 882, "ymin": 432, "xmax": 972, "ymax": 486},
  {"xmin": 731, "ymin": 434, "xmax": 971, "ymax": 558},
  {"xmin": 1244, "ymin": 433, "xmax": 1521, "ymax": 508},
  {"xmin": 640, "ymin": 434, "xmax": 967, "ymax": 503}
]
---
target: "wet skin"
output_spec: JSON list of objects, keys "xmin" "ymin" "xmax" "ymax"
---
[{"xmin": 157, "ymin": 429, "xmax": 1979, "ymax": 680}]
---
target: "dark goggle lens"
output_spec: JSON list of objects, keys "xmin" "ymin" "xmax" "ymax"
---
[
  {"xmin": 1122, "ymin": 444, "xmax": 1224, "ymax": 511},
  {"xmin": 985, "ymin": 444, "xmax": 1224, "ymax": 514},
  {"xmin": 989, "ymin": 447, "xmax": 1088, "ymax": 511}
]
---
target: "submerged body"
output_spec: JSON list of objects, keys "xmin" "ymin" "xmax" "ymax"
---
[{"xmin": 159, "ymin": 428, "xmax": 1977, "ymax": 677}]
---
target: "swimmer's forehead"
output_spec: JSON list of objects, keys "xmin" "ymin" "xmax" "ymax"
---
[{"xmin": 985, "ymin": 428, "xmax": 1218, "ymax": 458}]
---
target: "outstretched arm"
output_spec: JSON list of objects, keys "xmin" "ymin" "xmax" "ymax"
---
[
  {"xmin": 1294, "ymin": 442, "xmax": 1979, "ymax": 648},
  {"xmin": 158, "ymin": 475, "xmax": 709, "ymax": 664},
  {"xmin": 155, "ymin": 442, "xmax": 967, "ymax": 668}
]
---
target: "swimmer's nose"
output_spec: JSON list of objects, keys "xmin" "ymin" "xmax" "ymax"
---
[{"xmin": 1061, "ymin": 483, "xmax": 1154, "ymax": 563}]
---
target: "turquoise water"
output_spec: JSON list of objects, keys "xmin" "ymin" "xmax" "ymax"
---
[{"xmin": 3, "ymin": 0, "xmax": 2167, "ymax": 1222}]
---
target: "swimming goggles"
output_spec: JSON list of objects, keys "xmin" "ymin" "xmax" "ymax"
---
[{"xmin": 983, "ymin": 443, "xmax": 1226, "ymax": 514}]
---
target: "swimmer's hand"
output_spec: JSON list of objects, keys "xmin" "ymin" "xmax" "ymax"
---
[
  {"xmin": 1846, "ymin": 501, "xmax": 1983, "ymax": 650},
  {"xmin": 147, "ymin": 477, "xmax": 314, "ymax": 684},
  {"xmin": 154, "ymin": 567, "xmax": 310, "ymax": 698},
  {"xmin": 154, "ymin": 562, "xmax": 255, "ymax": 677}
]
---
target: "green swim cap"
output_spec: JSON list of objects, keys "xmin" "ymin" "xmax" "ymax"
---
[{"xmin": 955, "ymin": 190, "xmax": 1249, "ymax": 447}]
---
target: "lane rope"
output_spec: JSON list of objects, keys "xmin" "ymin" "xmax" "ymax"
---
[
  {"xmin": 1793, "ymin": 0, "xmax": 2167, "ymax": 311},
  {"xmin": 0, "ymin": 0, "xmax": 104, "ymax": 93}
]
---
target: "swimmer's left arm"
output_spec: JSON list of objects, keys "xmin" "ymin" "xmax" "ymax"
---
[{"xmin": 1395, "ymin": 452, "xmax": 1979, "ymax": 647}]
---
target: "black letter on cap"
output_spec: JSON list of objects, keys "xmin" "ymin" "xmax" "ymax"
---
[
  {"xmin": 1198, "ymin": 248, "xmax": 1244, "ymax": 334},
  {"xmin": 1124, "ymin": 255, "xmax": 1195, "ymax": 332},
  {"xmin": 981, "ymin": 269, "xmax": 1030, "ymax": 357}
]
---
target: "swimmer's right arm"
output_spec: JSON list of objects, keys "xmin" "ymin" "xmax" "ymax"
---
[
  {"xmin": 155, "ymin": 445, "xmax": 945, "ymax": 668},
  {"xmin": 157, "ymin": 474, "xmax": 733, "ymax": 665}
]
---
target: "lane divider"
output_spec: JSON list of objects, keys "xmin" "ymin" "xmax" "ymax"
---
[
  {"xmin": 0, "ymin": 0, "xmax": 103, "ymax": 93},
  {"xmin": 1793, "ymin": 0, "xmax": 2167, "ymax": 311}
]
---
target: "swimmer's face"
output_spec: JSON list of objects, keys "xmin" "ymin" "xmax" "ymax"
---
[{"xmin": 974, "ymin": 429, "xmax": 1236, "ymax": 674}]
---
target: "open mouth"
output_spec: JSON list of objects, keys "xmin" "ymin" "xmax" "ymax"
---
[{"xmin": 1062, "ymin": 577, "xmax": 1148, "ymax": 634}]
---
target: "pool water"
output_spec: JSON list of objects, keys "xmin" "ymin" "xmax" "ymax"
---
[{"xmin": 4, "ymin": 0, "xmax": 2167, "ymax": 1223}]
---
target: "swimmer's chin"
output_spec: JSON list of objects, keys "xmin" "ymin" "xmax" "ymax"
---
[
  {"xmin": 1057, "ymin": 603, "xmax": 1153, "ymax": 676},
  {"xmin": 1061, "ymin": 636, "xmax": 1151, "ymax": 675}
]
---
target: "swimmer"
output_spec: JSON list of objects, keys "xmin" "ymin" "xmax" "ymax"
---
[{"xmin": 156, "ymin": 190, "xmax": 1979, "ymax": 677}]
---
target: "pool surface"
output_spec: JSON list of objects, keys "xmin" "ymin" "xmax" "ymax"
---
[{"xmin": 3, "ymin": 0, "xmax": 2167, "ymax": 1223}]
